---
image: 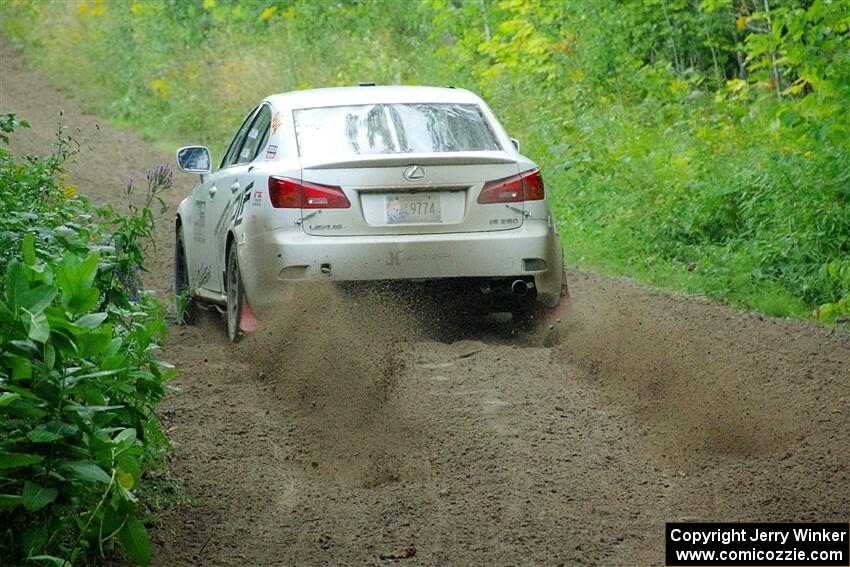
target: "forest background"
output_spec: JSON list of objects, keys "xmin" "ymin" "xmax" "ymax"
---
[{"xmin": 3, "ymin": 0, "xmax": 849, "ymax": 321}]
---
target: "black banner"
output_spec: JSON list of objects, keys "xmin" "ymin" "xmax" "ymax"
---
[{"xmin": 666, "ymin": 522, "xmax": 849, "ymax": 566}]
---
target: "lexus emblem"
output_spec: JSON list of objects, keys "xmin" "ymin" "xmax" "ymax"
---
[{"xmin": 402, "ymin": 164, "xmax": 425, "ymax": 181}]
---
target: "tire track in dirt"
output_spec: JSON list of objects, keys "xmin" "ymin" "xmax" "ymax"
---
[{"xmin": 3, "ymin": 41, "xmax": 848, "ymax": 566}]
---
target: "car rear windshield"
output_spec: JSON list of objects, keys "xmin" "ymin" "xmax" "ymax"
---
[{"xmin": 293, "ymin": 103, "xmax": 501, "ymax": 159}]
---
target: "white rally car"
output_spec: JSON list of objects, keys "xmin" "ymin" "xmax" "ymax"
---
[{"xmin": 174, "ymin": 85, "xmax": 568, "ymax": 341}]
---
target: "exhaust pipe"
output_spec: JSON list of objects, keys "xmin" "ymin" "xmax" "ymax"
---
[{"xmin": 511, "ymin": 280, "xmax": 529, "ymax": 296}]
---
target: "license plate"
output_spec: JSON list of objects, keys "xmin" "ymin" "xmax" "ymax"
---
[{"xmin": 385, "ymin": 193, "xmax": 441, "ymax": 224}]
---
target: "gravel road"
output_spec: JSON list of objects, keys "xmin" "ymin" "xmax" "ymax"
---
[{"xmin": 2, "ymin": 43, "xmax": 848, "ymax": 567}]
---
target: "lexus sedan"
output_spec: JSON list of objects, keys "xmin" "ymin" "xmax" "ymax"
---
[{"xmin": 174, "ymin": 85, "xmax": 568, "ymax": 341}]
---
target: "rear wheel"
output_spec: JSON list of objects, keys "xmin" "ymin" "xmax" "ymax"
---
[
  {"xmin": 174, "ymin": 229, "xmax": 198, "ymax": 325},
  {"xmin": 226, "ymin": 245, "xmax": 244, "ymax": 343}
]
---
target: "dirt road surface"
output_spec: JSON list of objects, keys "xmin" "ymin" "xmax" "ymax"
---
[{"xmin": 2, "ymin": 44, "xmax": 849, "ymax": 566}]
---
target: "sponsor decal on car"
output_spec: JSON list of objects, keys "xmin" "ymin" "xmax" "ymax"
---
[
  {"xmin": 232, "ymin": 182, "xmax": 254, "ymax": 226},
  {"xmin": 265, "ymin": 145, "xmax": 278, "ymax": 159}
]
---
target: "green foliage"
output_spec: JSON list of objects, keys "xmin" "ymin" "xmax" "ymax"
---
[
  {"xmin": 2, "ymin": 0, "xmax": 848, "ymax": 320},
  {"xmin": 0, "ymin": 116, "xmax": 173, "ymax": 565}
]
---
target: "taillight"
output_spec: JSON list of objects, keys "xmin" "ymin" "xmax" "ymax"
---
[
  {"xmin": 520, "ymin": 169, "xmax": 545, "ymax": 201},
  {"xmin": 477, "ymin": 168, "xmax": 545, "ymax": 204},
  {"xmin": 268, "ymin": 177, "xmax": 351, "ymax": 209}
]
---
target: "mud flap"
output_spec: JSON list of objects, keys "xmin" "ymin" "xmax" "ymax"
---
[
  {"xmin": 240, "ymin": 298, "xmax": 263, "ymax": 332},
  {"xmin": 543, "ymin": 270, "xmax": 571, "ymax": 321}
]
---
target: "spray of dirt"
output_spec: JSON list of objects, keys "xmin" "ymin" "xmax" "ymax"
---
[
  {"xmin": 232, "ymin": 283, "xmax": 422, "ymax": 487},
  {"xmin": 554, "ymin": 290, "xmax": 796, "ymax": 463}
]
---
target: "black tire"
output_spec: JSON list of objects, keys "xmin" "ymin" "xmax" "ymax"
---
[
  {"xmin": 226, "ymin": 244, "xmax": 243, "ymax": 343},
  {"xmin": 174, "ymin": 229, "xmax": 198, "ymax": 325}
]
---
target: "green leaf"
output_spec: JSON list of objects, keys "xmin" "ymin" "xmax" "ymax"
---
[
  {"xmin": 78, "ymin": 324, "xmax": 113, "ymax": 357},
  {"xmin": 24, "ymin": 556, "xmax": 69, "ymax": 566},
  {"xmin": 49, "ymin": 420, "xmax": 80, "ymax": 438},
  {"xmin": 5, "ymin": 260, "xmax": 29, "ymax": 311},
  {"xmin": 119, "ymin": 515, "xmax": 152, "ymax": 567},
  {"xmin": 63, "ymin": 402, "xmax": 123, "ymax": 416},
  {"xmin": 0, "ymin": 298, "xmax": 12, "ymax": 320},
  {"xmin": 22, "ymin": 285, "xmax": 57, "ymax": 313},
  {"xmin": 0, "ymin": 452, "xmax": 43, "ymax": 469},
  {"xmin": 11, "ymin": 356, "xmax": 33, "ymax": 379},
  {"xmin": 22, "ymin": 481, "xmax": 58, "ymax": 512},
  {"xmin": 22, "ymin": 307, "xmax": 50, "ymax": 343},
  {"xmin": 65, "ymin": 368, "xmax": 122, "ymax": 383},
  {"xmin": 22, "ymin": 525, "xmax": 49, "ymax": 559},
  {"xmin": 0, "ymin": 392, "xmax": 22, "ymax": 406},
  {"xmin": 75, "ymin": 312, "xmax": 108, "ymax": 329},
  {"xmin": 22, "ymin": 232, "xmax": 37, "ymax": 266},
  {"xmin": 779, "ymin": 110, "xmax": 800, "ymax": 127},
  {"xmin": 0, "ymin": 494, "xmax": 23, "ymax": 509},
  {"xmin": 55, "ymin": 253, "xmax": 101, "ymax": 315},
  {"xmin": 1, "ymin": 383, "xmax": 45, "ymax": 400},
  {"xmin": 117, "ymin": 453, "xmax": 141, "ymax": 485},
  {"xmin": 27, "ymin": 428, "xmax": 63, "ymax": 443},
  {"xmin": 61, "ymin": 461, "xmax": 112, "ymax": 484},
  {"xmin": 113, "ymin": 428, "xmax": 137, "ymax": 450},
  {"xmin": 44, "ymin": 341, "xmax": 56, "ymax": 371},
  {"xmin": 117, "ymin": 469, "xmax": 135, "ymax": 490},
  {"xmin": 67, "ymin": 288, "xmax": 100, "ymax": 316}
]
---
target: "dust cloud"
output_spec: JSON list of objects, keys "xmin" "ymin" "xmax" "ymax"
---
[
  {"xmin": 232, "ymin": 283, "xmax": 419, "ymax": 486},
  {"xmin": 554, "ymin": 292, "xmax": 795, "ymax": 461}
]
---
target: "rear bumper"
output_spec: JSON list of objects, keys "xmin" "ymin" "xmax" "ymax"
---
[{"xmin": 238, "ymin": 219, "xmax": 564, "ymax": 310}]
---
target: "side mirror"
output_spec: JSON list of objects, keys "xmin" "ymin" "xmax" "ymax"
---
[
  {"xmin": 176, "ymin": 146, "xmax": 211, "ymax": 175},
  {"xmin": 510, "ymin": 137, "xmax": 520, "ymax": 152}
]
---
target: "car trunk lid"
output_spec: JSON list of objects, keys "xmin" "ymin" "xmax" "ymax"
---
[{"xmin": 299, "ymin": 152, "xmax": 524, "ymax": 236}]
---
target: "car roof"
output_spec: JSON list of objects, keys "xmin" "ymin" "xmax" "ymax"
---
[{"xmin": 265, "ymin": 85, "xmax": 483, "ymax": 110}]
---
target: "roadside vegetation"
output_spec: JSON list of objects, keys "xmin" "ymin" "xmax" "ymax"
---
[
  {"xmin": 1, "ymin": 0, "xmax": 848, "ymax": 321},
  {"xmin": 0, "ymin": 115, "xmax": 172, "ymax": 566}
]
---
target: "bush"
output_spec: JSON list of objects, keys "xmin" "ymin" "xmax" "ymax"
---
[{"xmin": 0, "ymin": 115, "xmax": 173, "ymax": 566}]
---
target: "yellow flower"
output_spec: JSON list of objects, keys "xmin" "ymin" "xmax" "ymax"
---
[
  {"xmin": 780, "ymin": 146, "xmax": 791, "ymax": 154},
  {"xmin": 63, "ymin": 184, "xmax": 78, "ymax": 199},
  {"xmin": 260, "ymin": 6, "xmax": 277, "ymax": 21},
  {"xmin": 130, "ymin": 2, "xmax": 144, "ymax": 14},
  {"xmin": 282, "ymin": 6, "xmax": 295, "ymax": 18},
  {"xmin": 150, "ymin": 78, "xmax": 171, "ymax": 100},
  {"xmin": 736, "ymin": 17, "xmax": 746, "ymax": 30},
  {"xmin": 186, "ymin": 64, "xmax": 201, "ymax": 82},
  {"xmin": 803, "ymin": 150, "xmax": 813, "ymax": 158},
  {"xmin": 91, "ymin": 4, "xmax": 104, "ymax": 16},
  {"xmin": 78, "ymin": 2, "xmax": 88, "ymax": 14}
]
